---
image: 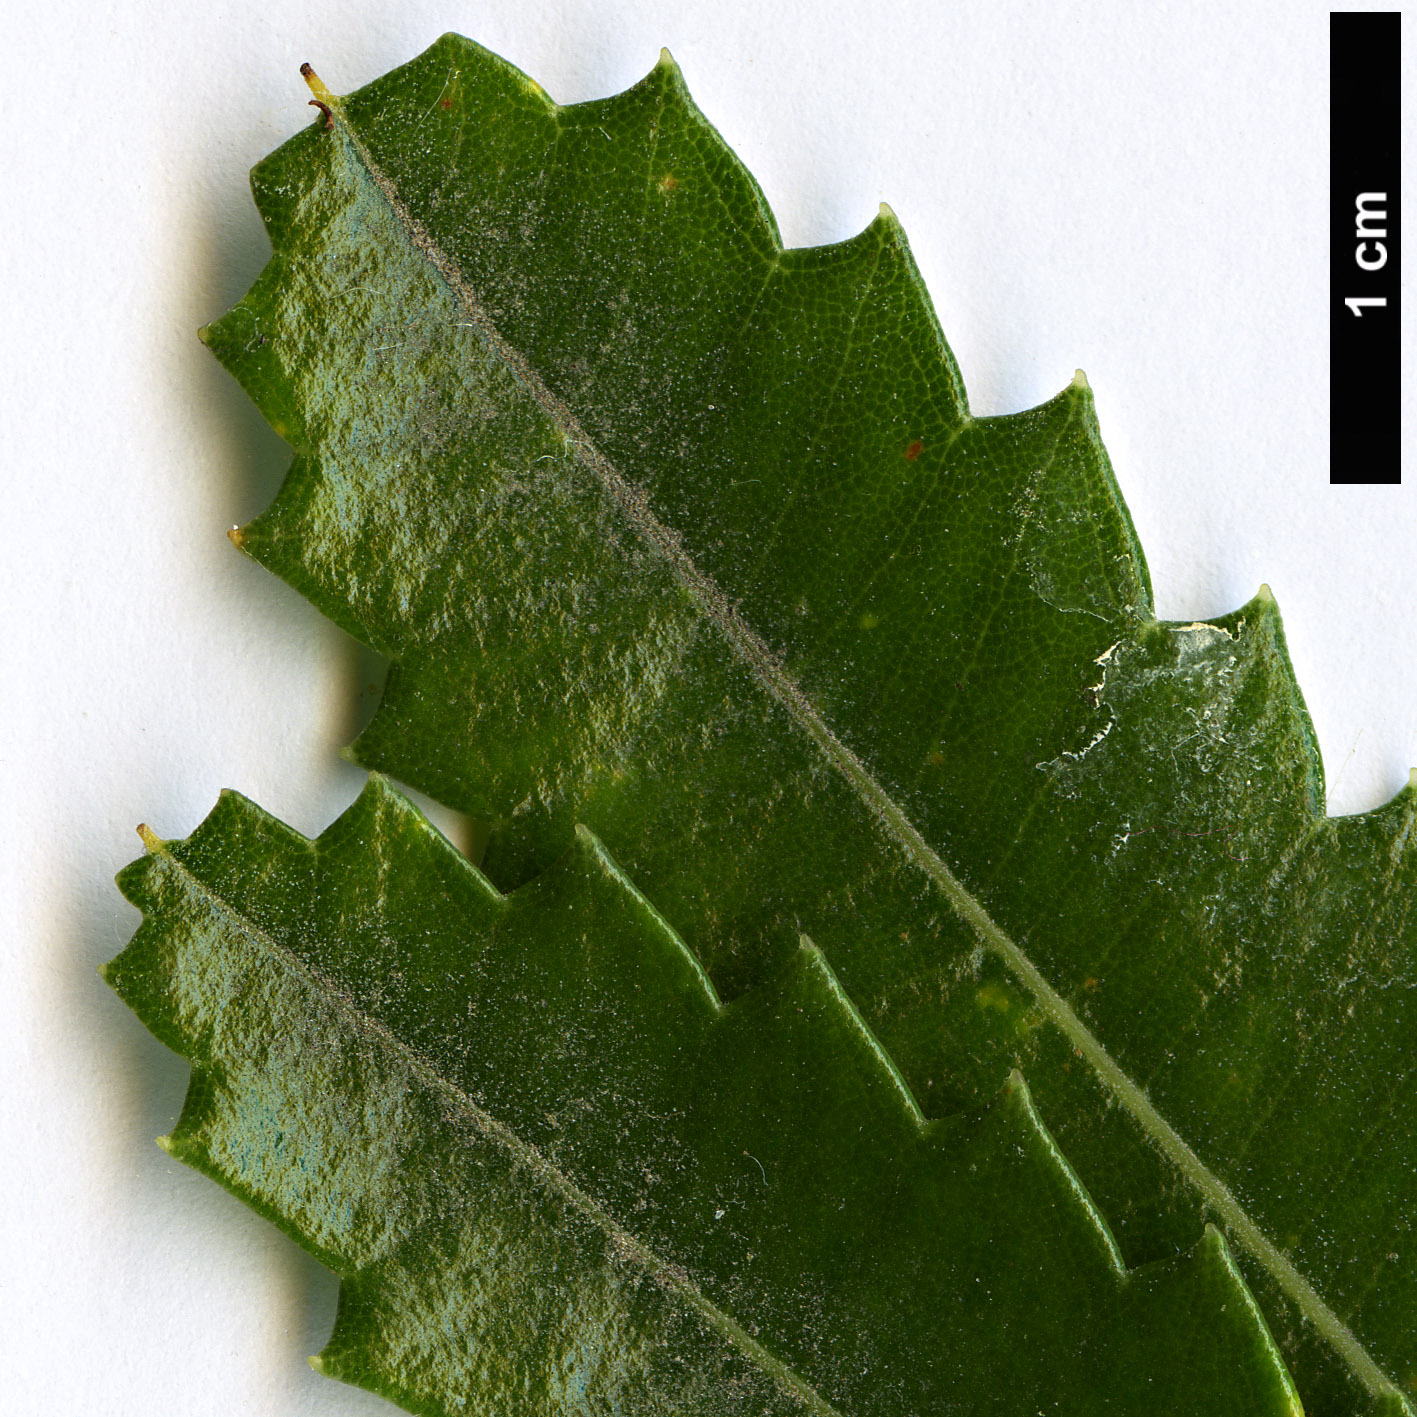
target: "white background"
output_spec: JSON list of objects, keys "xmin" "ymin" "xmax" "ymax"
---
[{"xmin": 2, "ymin": 1, "xmax": 1411, "ymax": 1411}]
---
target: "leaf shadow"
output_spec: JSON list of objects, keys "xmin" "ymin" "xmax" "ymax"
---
[
  {"xmin": 50, "ymin": 840, "xmax": 381, "ymax": 1411},
  {"xmin": 54, "ymin": 100, "xmax": 397, "ymax": 1413},
  {"xmin": 184, "ymin": 118, "xmax": 398, "ymax": 804},
  {"xmin": 183, "ymin": 136, "xmax": 473, "ymax": 852}
]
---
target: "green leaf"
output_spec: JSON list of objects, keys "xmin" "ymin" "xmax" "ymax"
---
[
  {"xmin": 108, "ymin": 775, "xmax": 1303, "ymax": 1415},
  {"xmin": 170, "ymin": 32, "xmax": 1413, "ymax": 1412}
]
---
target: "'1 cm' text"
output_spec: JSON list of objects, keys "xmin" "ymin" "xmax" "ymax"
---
[{"xmin": 1345, "ymin": 192, "xmax": 1389, "ymax": 315}]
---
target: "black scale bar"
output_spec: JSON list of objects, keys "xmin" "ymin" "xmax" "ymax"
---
[{"xmin": 1331, "ymin": 11, "xmax": 1402, "ymax": 484}]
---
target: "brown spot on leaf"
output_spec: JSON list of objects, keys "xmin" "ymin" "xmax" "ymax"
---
[
  {"xmin": 439, "ymin": 98, "xmax": 453, "ymax": 110},
  {"xmin": 660, "ymin": 174, "xmax": 679, "ymax": 192}
]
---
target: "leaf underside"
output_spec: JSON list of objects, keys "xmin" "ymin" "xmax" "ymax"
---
[
  {"xmin": 110, "ymin": 777, "xmax": 1301, "ymax": 1415},
  {"xmin": 115, "ymin": 32, "xmax": 1414, "ymax": 1416}
]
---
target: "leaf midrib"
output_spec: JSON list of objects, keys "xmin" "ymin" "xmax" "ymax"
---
[
  {"xmin": 148, "ymin": 830, "xmax": 848, "ymax": 1417},
  {"xmin": 305, "ymin": 74, "xmax": 1393, "ymax": 1403}
]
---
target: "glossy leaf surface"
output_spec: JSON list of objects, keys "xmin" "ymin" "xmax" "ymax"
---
[
  {"xmin": 109, "ymin": 777, "xmax": 1302, "ymax": 1416},
  {"xmin": 189, "ymin": 35, "xmax": 1414, "ymax": 1413}
]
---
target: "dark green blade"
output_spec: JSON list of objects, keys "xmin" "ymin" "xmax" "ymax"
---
[
  {"xmin": 201, "ymin": 38, "xmax": 1415, "ymax": 1412},
  {"xmin": 107, "ymin": 777, "xmax": 1300, "ymax": 1416}
]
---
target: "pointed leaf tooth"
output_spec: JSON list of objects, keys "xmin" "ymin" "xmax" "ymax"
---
[
  {"xmin": 113, "ymin": 850, "xmax": 159, "ymax": 913},
  {"xmin": 559, "ymin": 823, "xmax": 721, "ymax": 1009},
  {"xmin": 307, "ymin": 1276, "xmax": 378, "ymax": 1391},
  {"xmin": 984, "ymin": 1066, "xmax": 1127, "ymax": 1278},
  {"xmin": 1201, "ymin": 581, "xmax": 1325, "ymax": 813},
  {"xmin": 199, "ymin": 261, "xmax": 308, "ymax": 452},
  {"xmin": 1108, "ymin": 1226, "xmax": 1304, "ymax": 1417},
  {"xmin": 730, "ymin": 935, "xmax": 927, "ymax": 1132}
]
